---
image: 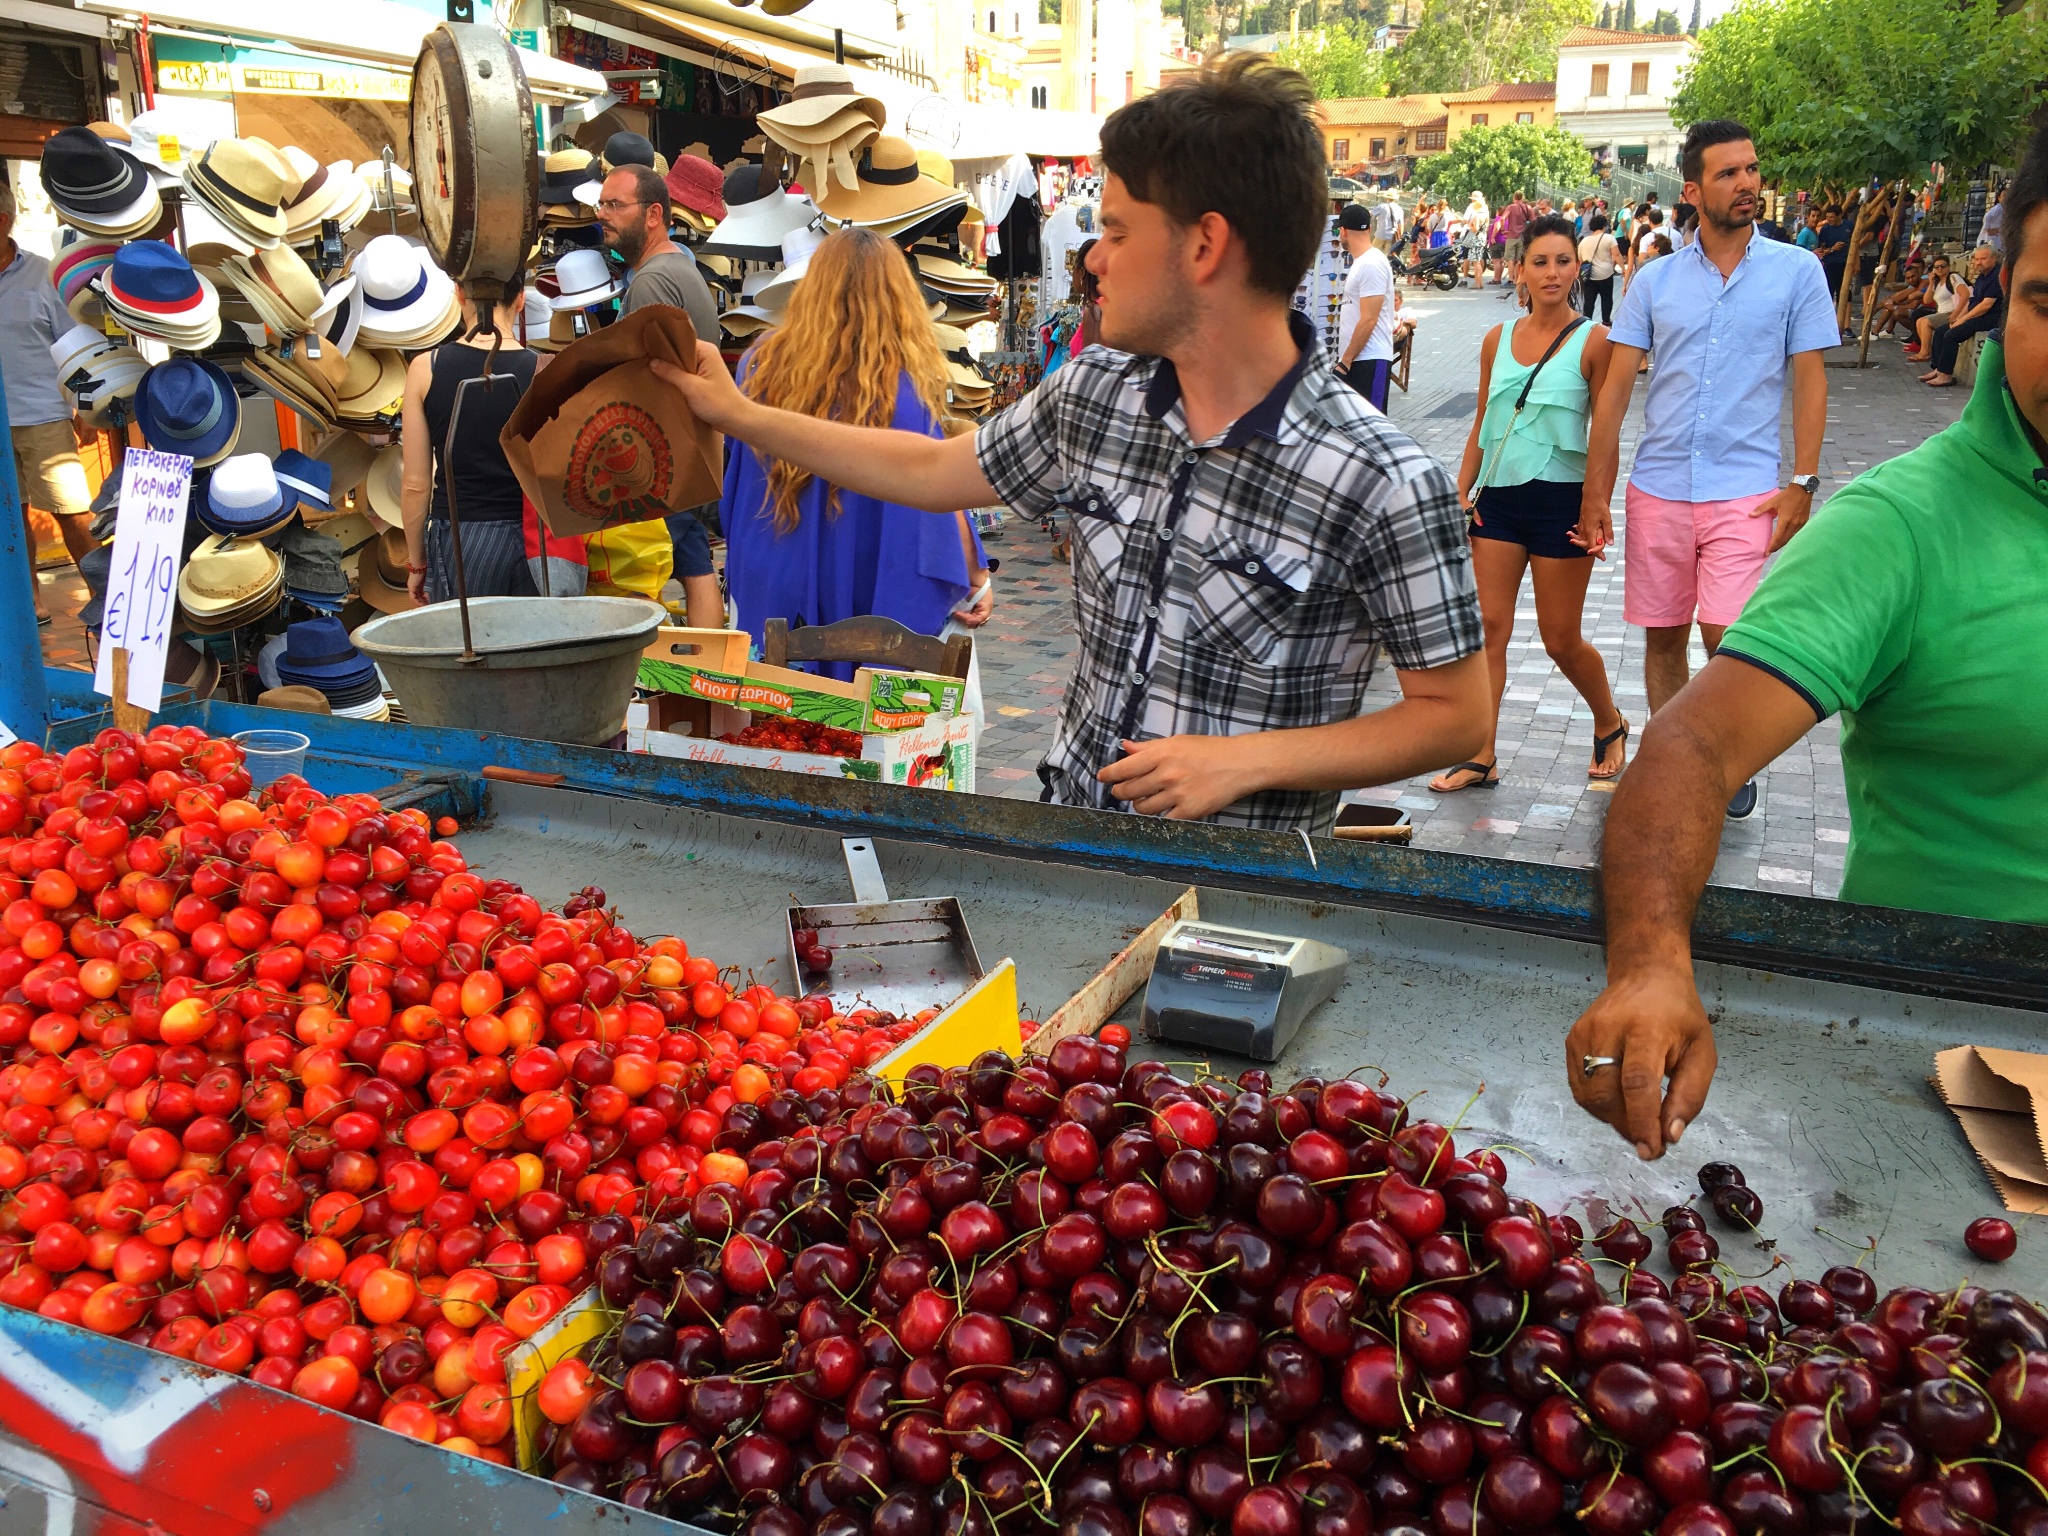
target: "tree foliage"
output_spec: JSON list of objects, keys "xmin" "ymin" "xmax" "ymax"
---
[
  {"xmin": 1671, "ymin": 0, "xmax": 2048, "ymax": 189},
  {"xmin": 1410, "ymin": 122, "xmax": 1595, "ymax": 205},
  {"xmin": 1273, "ymin": 24, "xmax": 1391, "ymax": 99},
  {"xmin": 1388, "ymin": 0, "xmax": 1591, "ymax": 92}
]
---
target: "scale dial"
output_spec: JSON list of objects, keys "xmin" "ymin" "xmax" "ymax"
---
[{"xmin": 409, "ymin": 23, "xmax": 539, "ymax": 288}]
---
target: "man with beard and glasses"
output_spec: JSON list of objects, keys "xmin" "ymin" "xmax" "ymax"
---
[
  {"xmin": 595, "ymin": 161, "xmax": 725, "ymax": 628},
  {"xmin": 649, "ymin": 56, "xmax": 1490, "ymax": 834},
  {"xmin": 1578, "ymin": 118, "xmax": 1838, "ymax": 822}
]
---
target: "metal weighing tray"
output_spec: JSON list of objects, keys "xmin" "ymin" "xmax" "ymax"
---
[
  {"xmin": 7, "ymin": 677, "xmax": 2046, "ymax": 1536},
  {"xmin": 785, "ymin": 837, "xmax": 985, "ymax": 1017}
]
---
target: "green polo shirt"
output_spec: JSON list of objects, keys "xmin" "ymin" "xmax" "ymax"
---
[{"xmin": 1718, "ymin": 339, "xmax": 2048, "ymax": 924}]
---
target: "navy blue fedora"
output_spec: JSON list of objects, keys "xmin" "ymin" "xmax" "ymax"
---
[
  {"xmin": 134, "ymin": 358, "xmax": 241, "ymax": 465},
  {"xmin": 274, "ymin": 616, "xmax": 376, "ymax": 687}
]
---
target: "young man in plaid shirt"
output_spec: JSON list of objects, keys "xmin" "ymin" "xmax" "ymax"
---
[{"xmin": 656, "ymin": 57, "xmax": 1489, "ymax": 833}]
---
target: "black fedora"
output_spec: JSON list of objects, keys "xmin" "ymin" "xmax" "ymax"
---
[{"xmin": 39, "ymin": 126, "xmax": 148, "ymax": 217}]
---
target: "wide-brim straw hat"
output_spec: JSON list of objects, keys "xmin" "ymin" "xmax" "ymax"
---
[
  {"xmin": 357, "ymin": 525, "xmax": 417, "ymax": 613},
  {"xmin": 313, "ymin": 431, "xmax": 378, "ymax": 514},
  {"xmin": 756, "ymin": 65, "xmax": 884, "ymax": 134},
  {"xmin": 334, "ymin": 347, "xmax": 407, "ymax": 426},
  {"xmin": 366, "ymin": 444, "xmax": 405, "ymax": 528},
  {"xmin": 353, "ymin": 234, "xmax": 458, "ymax": 345},
  {"xmin": 550, "ymin": 247, "xmax": 625, "ymax": 309},
  {"xmin": 282, "ymin": 149, "xmax": 368, "ymax": 242},
  {"xmin": 817, "ymin": 136, "xmax": 963, "ymax": 229},
  {"xmin": 181, "ymin": 138, "xmax": 291, "ymax": 248},
  {"xmin": 720, "ymin": 307, "xmax": 778, "ymax": 339},
  {"xmin": 222, "ymin": 243, "xmax": 324, "ymax": 335},
  {"xmin": 242, "ymin": 345, "xmax": 343, "ymax": 429},
  {"xmin": 177, "ymin": 532, "xmax": 283, "ymax": 618}
]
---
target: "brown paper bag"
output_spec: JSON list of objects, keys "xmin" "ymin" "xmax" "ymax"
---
[
  {"xmin": 1931, "ymin": 1045, "xmax": 2048, "ymax": 1213},
  {"xmin": 499, "ymin": 306, "xmax": 722, "ymax": 539}
]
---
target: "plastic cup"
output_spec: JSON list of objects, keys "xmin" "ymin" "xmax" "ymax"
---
[{"xmin": 232, "ymin": 729, "xmax": 310, "ymax": 786}]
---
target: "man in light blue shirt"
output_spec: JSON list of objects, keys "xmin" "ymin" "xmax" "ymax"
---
[{"xmin": 1581, "ymin": 119, "xmax": 1837, "ymax": 819}]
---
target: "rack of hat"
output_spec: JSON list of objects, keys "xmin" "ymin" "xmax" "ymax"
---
[
  {"xmin": 39, "ymin": 114, "xmax": 454, "ymax": 721},
  {"xmin": 528, "ymin": 67, "xmax": 999, "ymax": 418}
]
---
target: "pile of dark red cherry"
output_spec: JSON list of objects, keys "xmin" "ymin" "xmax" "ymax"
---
[{"xmin": 542, "ymin": 1039, "xmax": 2048, "ymax": 1536}]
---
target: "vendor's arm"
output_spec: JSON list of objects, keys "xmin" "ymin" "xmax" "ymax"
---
[
  {"xmin": 1570, "ymin": 482, "xmax": 1918, "ymax": 1159},
  {"xmin": 653, "ymin": 344, "xmax": 996, "ymax": 513},
  {"xmin": 1566, "ymin": 661, "xmax": 1818, "ymax": 1158},
  {"xmin": 1097, "ymin": 650, "xmax": 1490, "ymax": 819}
]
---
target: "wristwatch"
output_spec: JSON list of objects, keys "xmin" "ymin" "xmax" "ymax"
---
[{"xmin": 1789, "ymin": 474, "xmax": 1821, "ymax": 495}]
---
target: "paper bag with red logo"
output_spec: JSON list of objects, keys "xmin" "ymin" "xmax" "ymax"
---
[{"xmin": 499, "ymin": 306, "xmax": 722, "ymax": 539}]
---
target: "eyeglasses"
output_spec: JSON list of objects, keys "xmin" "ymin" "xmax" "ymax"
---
[{"xmin": 595, "ymin": 199, "xmax": 650, "ymax": 215}]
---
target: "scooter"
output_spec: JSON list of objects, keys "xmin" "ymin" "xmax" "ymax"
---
[{"xmin": 1390, "ymin": 241, "xmax": 1462, "ymax": 291}]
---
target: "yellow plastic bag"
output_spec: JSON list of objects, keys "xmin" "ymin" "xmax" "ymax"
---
[{"xmin": 583, "ymin": 519, "xmax": 673, "ymax": 600}]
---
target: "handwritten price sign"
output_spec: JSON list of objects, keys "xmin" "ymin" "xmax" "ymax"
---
[{"xmin": 93, "ymin": 449, "xmax": 195, "ymax": 714}]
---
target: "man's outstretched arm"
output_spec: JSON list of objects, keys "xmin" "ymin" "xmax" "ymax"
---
[{"xmin": 652, "ymin": 344, "xmax": 998, "ymax": 514}]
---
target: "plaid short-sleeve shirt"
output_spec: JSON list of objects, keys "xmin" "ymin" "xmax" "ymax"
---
[{"xmin": 976, "ymin": 312, "xmax": 1482, "ymax": 833}]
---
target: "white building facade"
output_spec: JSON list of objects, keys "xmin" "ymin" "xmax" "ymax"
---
[{"xmin": 1553, "ymin": 27, "xmax": 1695, "ymax": 172}]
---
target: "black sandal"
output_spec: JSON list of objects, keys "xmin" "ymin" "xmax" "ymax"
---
[
  {"xmin": 1429, "ymin": 761, "xmax": 1499, "ymax": 793},
  {"xmin": 1590, "ymin": 717, "xmax": 1630, "ymax": 780}
]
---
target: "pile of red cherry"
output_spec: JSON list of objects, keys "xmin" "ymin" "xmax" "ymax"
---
[{"xmin": 538, "ymin": 1041, "xmax": 2048, "ymax": 1536}]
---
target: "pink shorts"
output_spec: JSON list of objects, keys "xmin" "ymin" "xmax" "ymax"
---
[{"xmin": 1622, "ymin": 484, "xmax": 1778, "ymax": 628}]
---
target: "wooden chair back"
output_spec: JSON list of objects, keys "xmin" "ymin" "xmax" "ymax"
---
[{"xmin": 762, "ymin": 615, "xmax": 972, "ymax": 679}]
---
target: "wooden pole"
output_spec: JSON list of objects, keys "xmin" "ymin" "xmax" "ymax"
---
[
  {"xmin": 1856, "ymin": 179, "xmax": 1908, "ymax": 369},
  {"xmin": 1834, "ymin": 184, "xmax": 1888, "ymax": 334},
  {"xmin": 108, "ymin": 648, "xmax": 152, "ymax": 738}
]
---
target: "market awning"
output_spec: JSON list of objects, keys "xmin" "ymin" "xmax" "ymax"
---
[
  {"xmin": 77, "ymin": 0, "xmax": 609, "ymax": 105},
  {"xmin": 603, "ymin": 0, "xmax": 1100, "ymax": 164}
]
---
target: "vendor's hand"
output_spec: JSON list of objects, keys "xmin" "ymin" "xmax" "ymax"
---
[
  {"xmin": 1566, "ymin": 967, "xmax": 1717, "ymax": 1161},
  {"xmin": 1097, "ymin": 734, "xmax": 1263, "ymax": 820},
  {"xmin": 1570, "ymin": 500, "xmax": 1613, "ymax": 559},
  {"xmin": 1752, "ymin": 484, "xmax": 1813, "ymax": 553},
  {"xmin": 951, "ymin": 580, "xmax": 994, "ymax": 628},
  {"xmin": 649, "ymin": 342, "xmax": 752, "ymax": 434},
  {"xmin": 406, "ymin": 569, "xmax": 428, "ymax": 604}
]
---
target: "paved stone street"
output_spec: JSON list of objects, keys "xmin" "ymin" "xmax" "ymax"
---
[
  {"xmin": 30, "ymin": 277, "xmax": 1960, "ymax": 900},
  {"xmin": 965, "ymin": 278, "xmax": 1966, "ymax": 898}
]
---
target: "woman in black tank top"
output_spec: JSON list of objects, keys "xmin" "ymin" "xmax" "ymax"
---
[{"xmin": 399, "ymin": 287, "xmax": 539, "ymax": 604}]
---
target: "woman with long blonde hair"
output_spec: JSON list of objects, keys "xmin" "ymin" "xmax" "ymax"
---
[{"xmin": 721, "ymin": 227, "xmax": 991, "ymax": 674}]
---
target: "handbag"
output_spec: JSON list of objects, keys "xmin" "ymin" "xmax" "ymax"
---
[{"xmin": 1472, "ymin": 318, "xmax": 1589, "ymax": 511}]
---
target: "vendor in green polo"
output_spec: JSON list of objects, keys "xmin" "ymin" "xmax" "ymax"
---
[{"xmin": 1566, "ymin": 124, "xmax": 2048, "ymax": 1163}]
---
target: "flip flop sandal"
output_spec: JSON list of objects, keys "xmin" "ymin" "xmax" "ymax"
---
[
  {"xmin": 1590, "ymin": 717, "xmax": 1630, "ymax": 779},
  {"xmin": 1429, "ymin": 761, "xmax": 1499, "ymax": 793}
]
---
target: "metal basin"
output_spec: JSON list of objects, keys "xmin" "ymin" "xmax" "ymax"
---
[{"xmin": 352, "ymin": 596, "xmax": 664, "ymax": 745}]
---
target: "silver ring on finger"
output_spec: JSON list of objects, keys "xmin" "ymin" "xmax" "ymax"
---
[{"xmin": 1581, "ymin": 1054, "xmax": 1619, "ymax": 1078}]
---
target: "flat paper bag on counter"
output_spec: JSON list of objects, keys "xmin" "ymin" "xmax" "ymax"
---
[
  {"xmin": 500, "ymin": 306, "xmax": 722, "ymax": 539},
  {"xmin": 1932, "ymin": 1045, "xmax": 2048, "ymax": 1213}
]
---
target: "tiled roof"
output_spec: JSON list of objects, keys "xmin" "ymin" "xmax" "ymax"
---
[
  {"xmin": 1439, "ymin": 80, "xmax": 1557, "ymax": 104},
  {"xmin": 1559, "ymin": 25, "xmax": 1692, "ymax": 45},
  {"xmin": 1321, "ymin": 92, "xmax": 1444, "ymax": 126}
]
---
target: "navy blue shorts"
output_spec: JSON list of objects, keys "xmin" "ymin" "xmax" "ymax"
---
[
  {"xmin": 1340, "ymin": 359, "xmax": 1392, "ymax": 412},
  {"xmin": 1470, "ymin": 478, "xmax": 1589, "ymax": 560}
]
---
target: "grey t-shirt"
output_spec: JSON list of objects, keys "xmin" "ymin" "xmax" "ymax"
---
[
  {"xmin": 621, "ymin": 249, "xmax": 720, "ymax": 347},
  {"xmin": 0, "ymin": 248, "xmax": 74, "ymax": 427}
]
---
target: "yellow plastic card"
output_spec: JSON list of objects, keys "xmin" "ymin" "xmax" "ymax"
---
[{"xmin": 873, "ymin": 958, "xmax": 1020, "ymax": 1085}]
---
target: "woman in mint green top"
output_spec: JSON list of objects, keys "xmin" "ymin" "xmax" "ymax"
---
[{"xmin": 1431, "ymin": 213, "xmax": 1631, "ymax": 794}]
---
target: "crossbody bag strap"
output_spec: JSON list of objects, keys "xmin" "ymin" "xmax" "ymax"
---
[{"xmin": 1474, "ymin": 317, "xmax": 1589, "ymax": 497}]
